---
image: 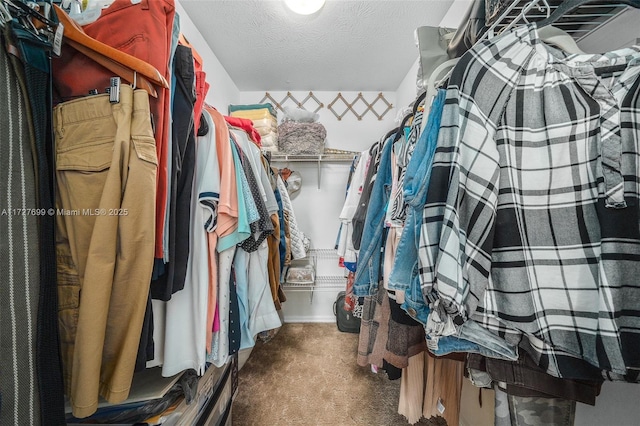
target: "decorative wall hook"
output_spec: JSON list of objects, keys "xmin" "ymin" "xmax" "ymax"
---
[
  {"xmin": 260, "ymin": 91, "xmax": 324, "ymax": 113},
  {"xmin": 327, "ymin": 92, "xmax": 393, "ymax": 121},
  {"xmin": 257, "ymin": 91, "xmax": 393, "ymax": 120}
]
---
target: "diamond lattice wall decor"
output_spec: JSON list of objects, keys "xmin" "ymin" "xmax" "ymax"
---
[
  {"xmin": 257, "ymin": 91, "xmax": 393, "ymax": 120},
  {"xmin": 327, "ymin": 92, "xmax": 393, "ymax": 121}
]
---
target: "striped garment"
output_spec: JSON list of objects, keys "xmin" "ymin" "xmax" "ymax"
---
[
  {"xmin": 0, "ymin": 40, "xmax": 41, "ymax": 425},
  {"xmin": 419, "ymin": 23, "xmax": 640, "ymax": 379},
  {"xmin": 390, "ymin": 106, "xmax": 424, "ymax": 223}
]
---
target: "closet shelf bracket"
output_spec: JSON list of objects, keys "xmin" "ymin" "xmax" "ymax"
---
[{"xmin": 269, "ymin": 152, "xmax": 358, "ymax": 189}]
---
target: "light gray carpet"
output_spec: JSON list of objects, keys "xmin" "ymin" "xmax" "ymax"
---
[{"xmin": 232, "ymin": 323, "xmax": 444, "ymax": 426}]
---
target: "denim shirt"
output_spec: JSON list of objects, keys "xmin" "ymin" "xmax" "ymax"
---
[
  {"xmin": 388, "ymin": 89, "xmax": 447, "ymax": 298},
  {"xmin": 353, "ymin": 136, "xmax": 394, "ymax": 297}
]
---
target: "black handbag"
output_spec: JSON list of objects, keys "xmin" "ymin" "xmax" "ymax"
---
[{"xmin": 333, "ymin": 291, "xmax": 361, "ymax": 333}]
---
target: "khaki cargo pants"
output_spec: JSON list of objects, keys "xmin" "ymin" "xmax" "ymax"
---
[{"xmin": 54, "ymin": 86, "xmax": 157, "ymax": 418}]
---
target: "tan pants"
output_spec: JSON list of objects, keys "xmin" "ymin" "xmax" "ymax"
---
[{"xmin": 54, "ymin": 86, "xmax": 157, "ymax": 418}]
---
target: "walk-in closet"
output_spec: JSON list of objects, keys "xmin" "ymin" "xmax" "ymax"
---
[{"xmin": 1, "ymin": 0, "xmax": 640, "ymax": 425}]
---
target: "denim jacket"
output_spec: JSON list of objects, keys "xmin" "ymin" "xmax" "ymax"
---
[
  {"xmin": 388, "ymin": 89, "xmax": 447, "ymax": 298},
  {"xmin": 353, "ymin": 136, "xmax": 394, "ymax": 297}
]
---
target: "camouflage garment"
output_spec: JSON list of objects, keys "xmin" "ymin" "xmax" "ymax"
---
[{"xmin": 494, "ymin": 384, "xmax": 576, "ymax": 426}]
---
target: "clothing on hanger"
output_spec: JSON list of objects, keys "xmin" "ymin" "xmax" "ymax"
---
[{"xmin": 419, "ymin": 23, "xmax": 640, "ymax": 380}]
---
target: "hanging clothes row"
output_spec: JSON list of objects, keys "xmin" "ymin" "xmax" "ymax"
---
[
  {"xmin": 338, "ymin": 6, "xmax": 640, "ymax": 424},
  {"xmin": 0, "ymin": 0, "xmax": 308, "ymax": 422}
]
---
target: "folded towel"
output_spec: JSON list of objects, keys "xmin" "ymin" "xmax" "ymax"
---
[
  {"xmin": 255, "ymin": 126, "xmax": 278, "ymax": 137},
  {"xmin": 230, "ymin": 109, "xmax": 276, "ymax": 121},
  {"xmin": 261, "ymin": 133, "xmax": 277, "ymax": 148},
  {"xmin": 229, "ymin": 103, "xmax": 277, "ymax": 117},
  {"xmin": 251, "ymin": 117, "xmax": 278, "ymax": 129}
]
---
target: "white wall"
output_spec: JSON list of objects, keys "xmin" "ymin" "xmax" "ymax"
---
[
  {"xmin": 395, "ymin": 58, "xmax": 420, "ymax": 113},
  {"xmin": 239, "ymin": 90, "xmax": 397, "ymax": 322},
  {"xmin": 577, "ymin": 8, "xmax": 640, "ymax": 52},
  {"xmin": 575, "ymin": 382, "xmax": 640, "ymax": 426},
  {"xmin": 175, "ymin": 0, "xmax": 239, "ymax": 109}
]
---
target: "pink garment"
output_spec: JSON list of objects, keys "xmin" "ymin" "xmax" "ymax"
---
[{"xmin": 224, "ymin": 116, "xmax": 262, "ymax": 146}]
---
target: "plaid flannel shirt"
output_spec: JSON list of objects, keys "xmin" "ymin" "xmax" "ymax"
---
[{"xmin": 419, "ymin": 23, "xmax": 640, "ymax": 379}]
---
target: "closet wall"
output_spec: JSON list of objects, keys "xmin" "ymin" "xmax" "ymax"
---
[
  {"xmin": 395, "ymin": 58, "xmax": 420, "ymax": 112},
  {"xmin": 577, "ymin": 7, "xmax": 640, "ymax": 51},
  {"xmin": 176, "ymin": 0, "xmax": 239, "ymax": 109}
]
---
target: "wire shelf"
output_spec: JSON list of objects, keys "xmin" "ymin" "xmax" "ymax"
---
[
  {"xmin": 268, "ymin": 152, "xmax": 358, "ymax": 188},
  {"xmin": 281, "ymin": 275, "xmax": 345, "ymax": 290},
  {"xmin": 487, "ymin": 0, "xmax": 630, "ymax": 42},
  {"xmin": 269, "ymin": 153, "xmax": 357, "ymax": 162},
  {"xmin": 308, "ymin": 248, "xmax": 340, "ymax": 259}
]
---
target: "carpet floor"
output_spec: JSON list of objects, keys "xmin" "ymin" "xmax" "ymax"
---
[{"xmin": 232, "ymin": 323, "xmax": 445, "ymax": 426}]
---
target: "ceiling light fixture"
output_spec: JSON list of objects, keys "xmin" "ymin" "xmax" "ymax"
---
[{"xmin": 284, "ymin": 0, "xmax": 325, "ymax": 15}]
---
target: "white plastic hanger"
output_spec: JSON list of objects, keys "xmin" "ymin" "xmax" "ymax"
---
[
  {"xmin": 538, "ymin": 26, "xmax": 585, "ymax": 55},
  {"xmin": 67, "ymin": 0, "xmax": 116, "ymax": 26},
  {"xmin": 421, "ymin": 58, "xmax": 459, "ymax": 134}
]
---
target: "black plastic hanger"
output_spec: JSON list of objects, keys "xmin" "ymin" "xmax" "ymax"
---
[
  {"xmin": 384, "ymin": 127, "xmax": 399, "ymax": 142},
  {"xmin": 412, "ymin": 91, "xmax": 427, "ymax": 116},
  {"xmin": 537, "ymin": 0, "xmax": 640, "ymax": 28},
  {"xmin": 5, "ymin": 0, "xmax": 56, "ymax": 39},
  {"xmin": 394, "ymin": 113, "xmax": 413, "ymax": 142},
  {"xmin": 7, "ymin": 0, "xmax": 57, "ymax": 27}
]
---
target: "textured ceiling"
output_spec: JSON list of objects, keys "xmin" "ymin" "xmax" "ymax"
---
[{"xmin": 180, "ymin": 0, "xmax": 455, "ymax": 91}]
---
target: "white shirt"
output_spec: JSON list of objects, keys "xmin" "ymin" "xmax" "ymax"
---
[{"xmin": 161, "ymin": 110, "xmax": 220, "ymax": 377}]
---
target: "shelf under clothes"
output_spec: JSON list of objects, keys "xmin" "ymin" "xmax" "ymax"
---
[{"xmin": 65, "ymin": 356, "xmax": 238, "ymax": 426}]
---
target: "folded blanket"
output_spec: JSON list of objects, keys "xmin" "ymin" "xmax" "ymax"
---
[
  {"xmin": 229, "ymin": 103, "xmax": 277, "ymax": 117},
  {"xmin": 261, "ymin": 134, "xmax": 278, "ymax": 150},
  {"xmin": 255, "ymin": 125, "xmax": 278, "ymax": 137},
  {"xmin": 251, "ymin": 117, "xmax": 278, "ymax": 129},
  {"xmin": 230, "ymin": 109, "xmax": 276, "ymax": 121}
]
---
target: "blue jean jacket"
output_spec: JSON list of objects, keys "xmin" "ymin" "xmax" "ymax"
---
[{"xmin": 353, "ymin": 137, "xmax": 394, "ymax": 297}]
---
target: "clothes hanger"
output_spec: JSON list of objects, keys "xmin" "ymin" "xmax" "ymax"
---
[
  {"xmin": 66, "ymin": 39, "xmax": 158, "ymax": 96},
  {"xmin": 68, "ymin": 0, "xmax": 115, "ymax": 26},
  {"xmin": 412, "ymin": 91, "xmax": 427, "ymax": 116},
  {"xmin": 5, "ymin": 0, "xmax": 56, "ymax": 34},
  {"xmin": 383, "ymin": 127, "xmax": 399, "ymax": 142},
  {"xmin": 53, "ymin": 4, "xmax": 168, "ymax": 97},
  {"xmin": 394, "ymin": 113, "xmax": 413, "ymax": 142},
  {"xmin": 426, "ymin": 58, "xmax": 458, "ymax": 100},
  {"xmin": 536, "ymin": 0, "xmax": 640, "ymax": 28},
  {"xmin": 498, "ymin": 0, "xmax": 551, "ymax": 33},
  {"xmin": 537, "ymin": 26, "xmax": 585, "ymax": 54},
  {"xmin": 178, "ymin": 33, "xmax": 203, "ymax": 68}
]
